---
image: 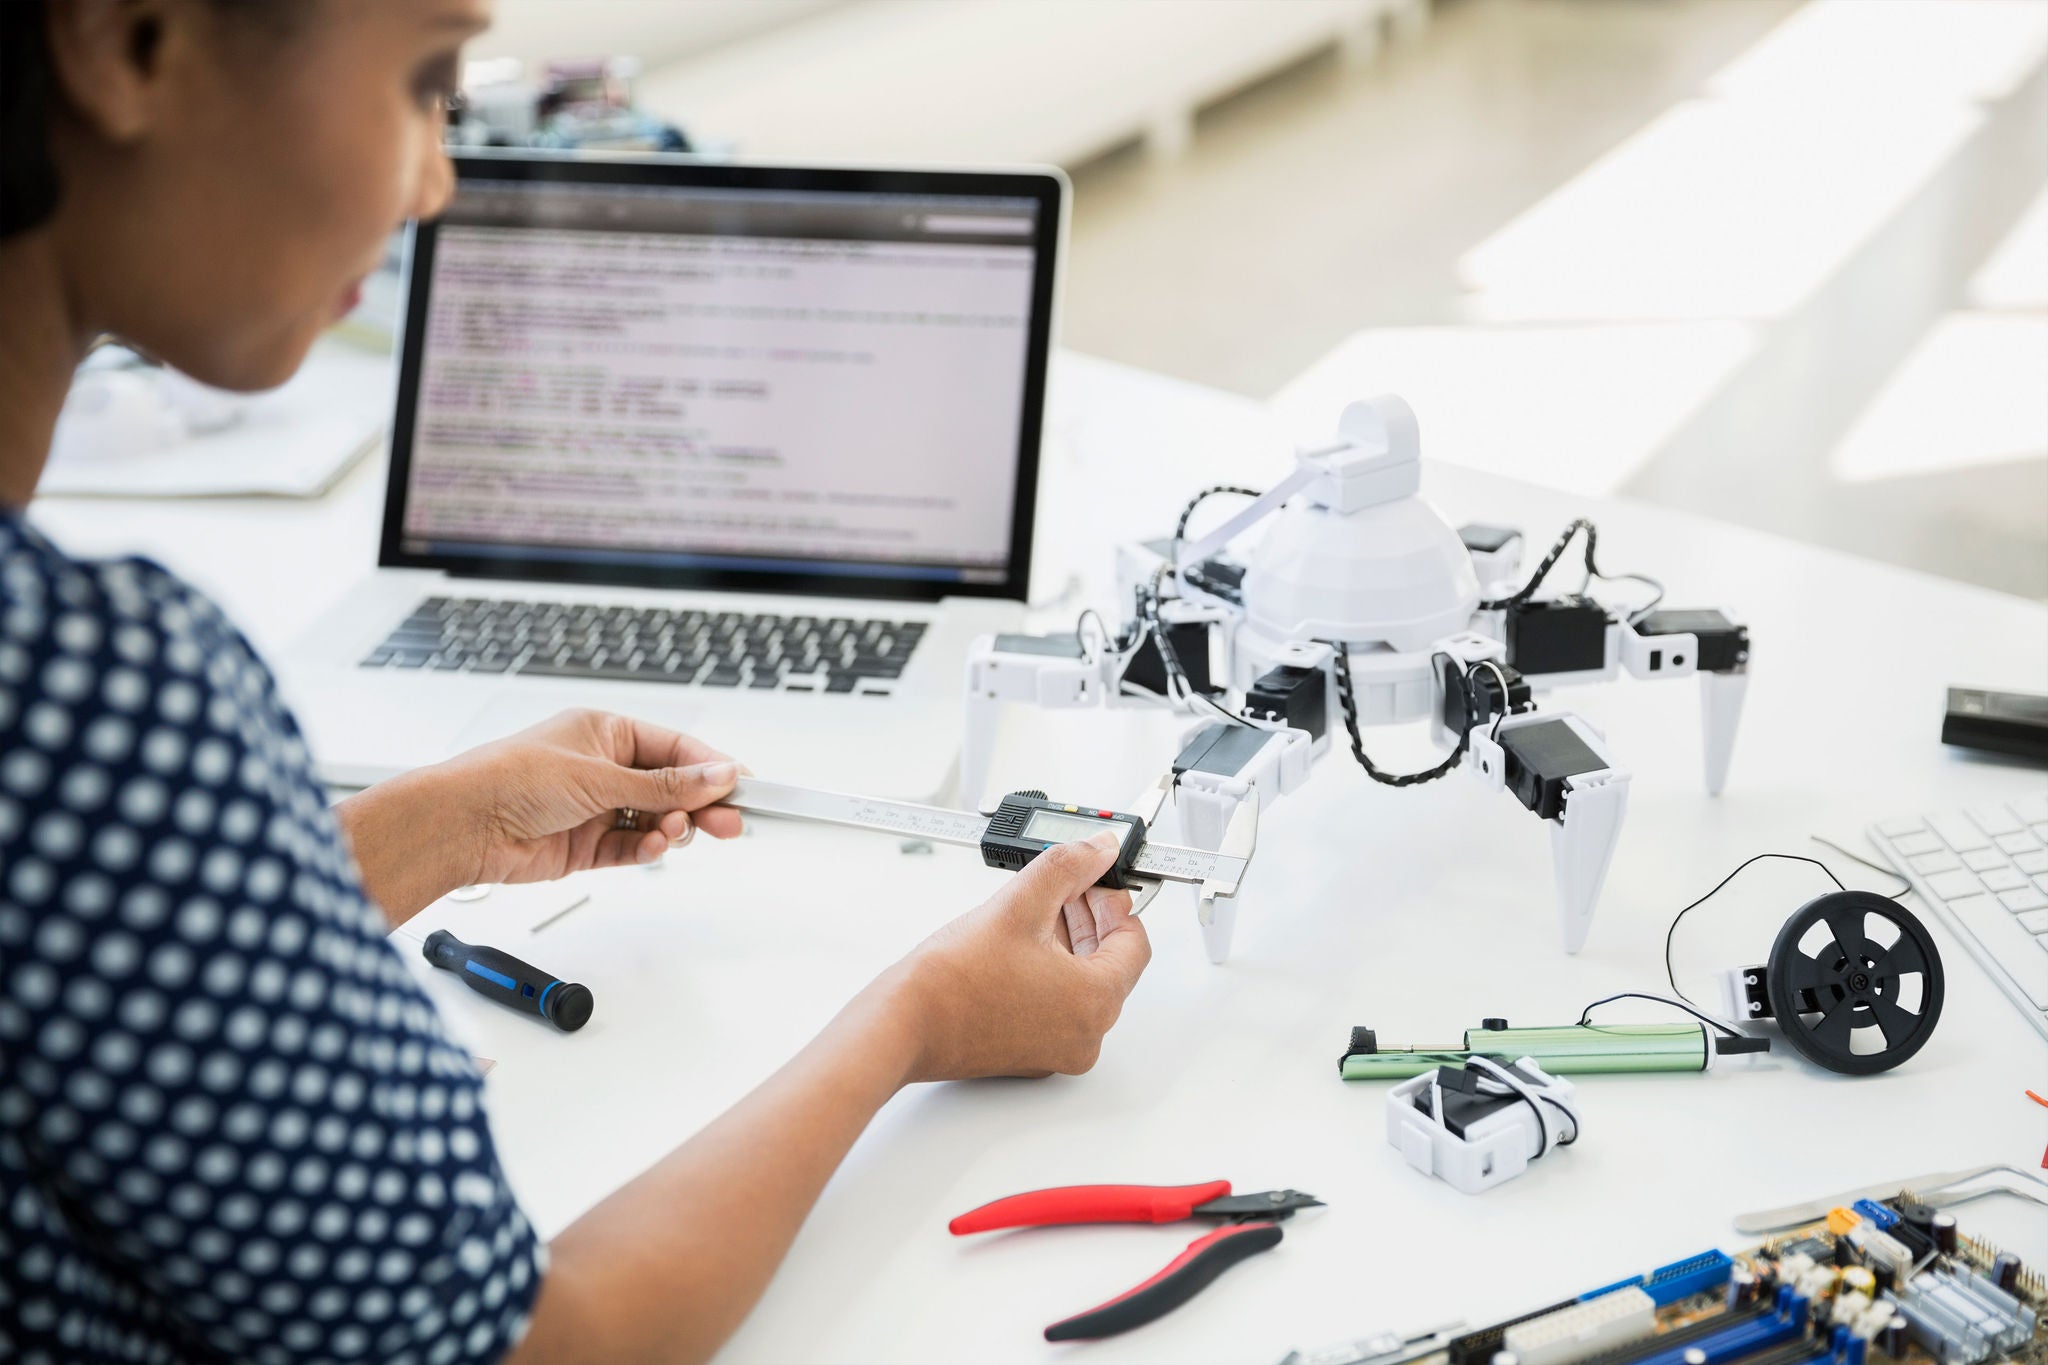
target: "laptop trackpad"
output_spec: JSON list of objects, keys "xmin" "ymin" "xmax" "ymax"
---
[{"xmin": 447, "ymin": 688, "xmax": 705, "ymax": 753}]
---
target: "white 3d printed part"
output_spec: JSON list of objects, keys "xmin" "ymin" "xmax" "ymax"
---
[{"xmin": 1384, "ymin": 1058, "xmax": 1578, "ymax": 1194}]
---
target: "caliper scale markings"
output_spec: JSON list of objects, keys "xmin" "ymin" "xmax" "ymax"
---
[{"xmin": 724, "ymin": 778, "xmax": 1242, "ymax": 889}]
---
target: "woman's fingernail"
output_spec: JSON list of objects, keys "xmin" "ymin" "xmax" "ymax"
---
[
  {"xmin": 701, "ymin": 761, "xmax": 739, "ymax": 784},
  {"xmin": 1086, "ymin": 830, "xmax": 1121, "ymax": 852}
]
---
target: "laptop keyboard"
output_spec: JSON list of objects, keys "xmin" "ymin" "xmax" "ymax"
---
[
  {"xmin": 359, "ymin": 597, "xmax": 926, "ymax": 695},
  {"xmin": 1868, "ymin": 795, "xmax": 2048, "ymax": 1043}
]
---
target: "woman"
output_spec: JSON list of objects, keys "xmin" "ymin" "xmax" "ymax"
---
[{"xmin": 0, "ymin": 2, "xmax": 1152, "ymax": 1362}]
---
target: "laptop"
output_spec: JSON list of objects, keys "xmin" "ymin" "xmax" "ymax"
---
[{"xmin": 279, "ymin": 151, "xmax": 1064, "ymax": 799}]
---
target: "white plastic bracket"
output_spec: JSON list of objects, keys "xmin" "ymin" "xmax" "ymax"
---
[
  {"xmin": 1385, "ymin": 1057, "xmax": 1577, "ymax": 1194},
  {"xmin": 1176, "ymin": 771, "xmax": 1261, "ymax": 964},
  {"xmin": 1620, "ymin": 622, "xmax": 1699, "ymax": 680},
  {"xmin": 960, "ymin": 633, "xmax": 1110, "ymax": 811}
]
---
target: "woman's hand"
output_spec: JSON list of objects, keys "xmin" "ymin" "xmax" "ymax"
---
[
  {"xmin": 446, "ymin": 709, "xmax": 743, "ymax": 885},
  {"xmin": 884, "ymin": 830, "xmax": 1152, "ymax": 1081},
  {"xmin": 336, "ymin": 709, "xmax": 743, "ymax": 924},
  {"xmin": 508, "ymin": 831, "xmax": 1154, "ymax": 1365}
]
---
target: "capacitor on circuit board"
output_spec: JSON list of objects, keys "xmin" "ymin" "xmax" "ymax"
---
[
  {"xmin": 1931, "ymin": 1213, "xmax": 1957, "ymax": 1256},
  {"xmin": 1992, "ymin": 1253, "xmax": 2022, "ymax": 1293}
]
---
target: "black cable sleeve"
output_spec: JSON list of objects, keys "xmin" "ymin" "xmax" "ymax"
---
[
  {"xmin": 1325, "ymin": 641, "xmax": 1470, "ymax": 786},
  {"xmin": 1479, "ymin": 518, "xmax": 1600, "ymax": 611},
  {"xmin": 1172, "ymin": 484, "xmax": 1263, "ymax": 546}
]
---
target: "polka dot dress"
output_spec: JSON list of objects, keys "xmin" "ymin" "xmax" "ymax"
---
[{"xmin": 0, "ymin": 515, "xmax": 542, "ymax": 1364}]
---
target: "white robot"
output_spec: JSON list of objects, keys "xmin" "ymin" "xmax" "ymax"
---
[{"xmin": 960, "ymin": 396, "xmax": 1750, "ymax": 964}]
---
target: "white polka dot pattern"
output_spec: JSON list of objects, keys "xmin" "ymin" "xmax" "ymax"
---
[{"xmin": 0, "ymin": 520, "xmax": 542, "ymax": 1364}]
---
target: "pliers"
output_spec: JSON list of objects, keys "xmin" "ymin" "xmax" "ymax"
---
[{"xmin": 949, "ymin": 1179, "xmax": 1324, "ymax": 1341}]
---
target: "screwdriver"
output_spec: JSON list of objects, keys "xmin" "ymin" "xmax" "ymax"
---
[{"xmin": 421, "ymin": 930, "xmax": 594, "ymax": 1032}]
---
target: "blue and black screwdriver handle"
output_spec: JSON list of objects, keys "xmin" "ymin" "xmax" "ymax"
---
[{"xmin": 421, "ymin": 930, "xmax": 594, "ymax": 1032}]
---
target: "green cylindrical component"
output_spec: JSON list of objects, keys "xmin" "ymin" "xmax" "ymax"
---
[{"xmin": 1338, "ymin": 1023, "xmax": 1708, "ymax": 1080}]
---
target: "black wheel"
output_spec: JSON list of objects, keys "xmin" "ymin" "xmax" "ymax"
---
[{"xmin": 1764, "ymin": 890, "xmax": 1943, "ymax": 1075}]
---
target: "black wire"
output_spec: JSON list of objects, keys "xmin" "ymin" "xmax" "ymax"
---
[
  {"xmin": 1463, "ymin": 1057, "xmax": 1577, "ymax": 1154},
  {"xmin": 1662, "ymin": 853, "xmax": 1846, "ymax": 1006},
  {"xmin": 1808, "ymin": 835, "xmax": 1909, "ymax": 899},
  {"xmin": 1479, "ymin": 518, "xmax": 1601, "ymax": 611},
  {"xmin": 1576, "ymin": 991, "xmax": 1745, "ymax": 1039},
  {"xmin": 1548, "ymin": 1096, "xmax": 1580, "ymax": 1146},
  {"xmin": 1139, "ymin": 576, "xmax": 1197, "ymax": 701},
  {"xmin": 1172, "ymin": 484, "xmax": 1263, "ymax": 547},
  {"xmin": 1323, "ymin": 641, "xmax": 1474, "ymax": 786},
  {"xmin": 1121, "ymin": 484, "xmax": 1266, "ymax": 717}
]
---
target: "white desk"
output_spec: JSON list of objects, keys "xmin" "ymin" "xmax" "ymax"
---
[{"xmin": 32, "ymin": 352, "xmax": 2048, "ymax": 1365}]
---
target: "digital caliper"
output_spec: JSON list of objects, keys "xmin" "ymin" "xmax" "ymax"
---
[{"xmin": 719, "ymin": 775, "xmax": 1256, "ymax": 911}]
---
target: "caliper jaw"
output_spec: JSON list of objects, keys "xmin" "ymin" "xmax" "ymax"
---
[
  {"xmin": 1113, "ymin": 770, "xmax": 1260, "ymax": 921},
  {"xmin": 1119, "ymin": 772, "xmax": 1177, "ymax": 915},
  {"xmin": 1200, "ymin": 794, "xmax": 1258, "ymax": 906}
]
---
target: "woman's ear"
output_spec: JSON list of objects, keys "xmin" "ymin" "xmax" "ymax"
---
[{"xmin": 41, "ymin": 0, "xmax": 189, "ymax": 144}]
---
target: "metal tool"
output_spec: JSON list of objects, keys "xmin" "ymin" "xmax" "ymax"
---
[
  {"xmin": 948, "ymin": 1180, "xmax": 1323, "ymax": 1342},
  {"xmin": 720, "ymin": 774, "xmax": 1255, "ymax": 913},
  {"xmin": 1732, "ymin": 1164, "xmax": 2046, "ymax": 1234}
]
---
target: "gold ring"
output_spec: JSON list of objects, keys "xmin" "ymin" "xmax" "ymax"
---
[{"xmin": 615, "ymin": 807, "xmax": 642, "ymax": 831}]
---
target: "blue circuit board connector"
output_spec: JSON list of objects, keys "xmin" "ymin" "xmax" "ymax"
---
[
  {"xmin": 1850, "ymin": 1199, "xmax": 1901, "ymax": 1230},
  {"xmin": 1582, "ymin": 1249, "xmax": 1736, "ymax": 1307}
]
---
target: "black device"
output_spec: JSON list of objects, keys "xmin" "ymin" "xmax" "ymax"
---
[
  {"xmin": 1438, "ymin": 656, "xmax": 1532, "ymax": 737},
  {"xmin": 1123, "ymin": 618, "xmax": 1217, "ymax": 695},
  {"xmin": 422, "ymin": 930, "xmax": 594, "ymax": 1032},
  {"xmin": 1941, "ymin": 685, "xmax": 2048, "ymax": 763},
  {"xmin": 1243, "ymin": 663, "xmax": 1327, "ymax": 740},
  {"xmin": 1173, "ymin": 722, "xmax": 1274, "ymax": 780},
  {"xmin": 1720, "ymin": 891, "xmax": 1944, "ymax": 1076},
  {"xmin": 979, "ymin": 791, "xmax": 1149, "ymax": 890},
  {"xmin": 1496, "ymin": 718, "xmax": 1608, "ymax": 822},
  {"xmin": 1636, "ymin": 608, "xmax": 1749, "ymax": 674},
  {"xmin": 1502, "ymin": 595, "xmax": 1611, "ymax": 676}
]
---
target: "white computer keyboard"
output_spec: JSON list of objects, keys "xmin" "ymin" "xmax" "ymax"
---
[{"xmin": 1868, "ymin": 794, "xmax": 2048, "ymax": 1044}]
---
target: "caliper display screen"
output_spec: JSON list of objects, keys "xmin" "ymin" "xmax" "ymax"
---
[{"xmin": 1020, "ymin": 808, "xmax": 1131, "ymax": 847}]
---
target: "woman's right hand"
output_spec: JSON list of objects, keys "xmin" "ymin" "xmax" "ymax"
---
[{"xmin": 885, "ymin": 831, "xmax": 1152, "ymax": 1081}]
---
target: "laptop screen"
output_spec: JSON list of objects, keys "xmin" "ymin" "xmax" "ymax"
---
[{"xmin": 380, "ymin": 154, "xmax": 1062, "ymax": 602}]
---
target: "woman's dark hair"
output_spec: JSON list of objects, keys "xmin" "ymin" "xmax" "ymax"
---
[
  {"xmin": 0, "ymin": 0, "xmax": 294, "ymax": 240},
  {"xmin": 0, "ymin": 3, "xmax": 60, "ymax": 238}
]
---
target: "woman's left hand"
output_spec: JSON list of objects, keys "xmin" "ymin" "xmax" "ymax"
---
[
  {"xmin": 337, "ymin": 709, "xmax": 744, "ymax": 923},
  {"xmin": 449, "ymin": 709, "xmax": 744, "ymax": 885}
]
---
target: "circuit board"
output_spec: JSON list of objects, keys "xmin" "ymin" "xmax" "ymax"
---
[{"xmin": 1281, "ymin": 1192, "xmax": 2044, "ymax": 1365}]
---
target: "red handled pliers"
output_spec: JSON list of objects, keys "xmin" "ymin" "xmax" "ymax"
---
[{"xmin": 948, "ymin": 1179, "xmax": 1323, "ymax": 1341}]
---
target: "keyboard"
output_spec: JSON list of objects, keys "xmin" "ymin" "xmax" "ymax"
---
[
  {"xmin": 1868, "ymin": 795, "xmax": 2048, "ymax": 1043},
  {"xmin": 358, "ymin": 597, "xmax": 926, "ymax": 695}
]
